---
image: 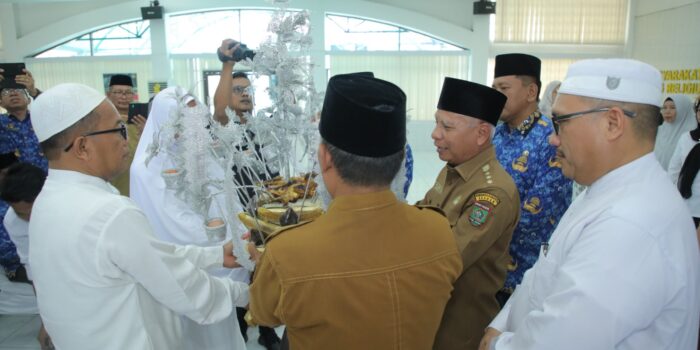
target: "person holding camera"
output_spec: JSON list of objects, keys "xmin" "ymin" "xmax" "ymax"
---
[{"xmin": 213, "ymin": 39, "xmax": 283, "ymax": 350}]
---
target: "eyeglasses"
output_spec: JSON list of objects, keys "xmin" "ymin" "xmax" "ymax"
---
[
  {"xmin": 110, "ymin": 89, "xmax": 134, "ymax": 97},
  {"xmin": 63, "ymin": 124, "xmax": 128, "ymax": 152},
  {"xmin": 232, "ymin": 86, "xmax": 254, "ymax": 95},
  {"xmin": 552, "ymin": 107, "xmax": 636, "ymax": 135},
  {"xmin": 1, "ymin": 88, "xmax": 26, "ymax": 97}
]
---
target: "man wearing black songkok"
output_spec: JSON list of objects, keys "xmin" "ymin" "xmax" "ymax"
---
[
  {"xmin": 491, "ymin": 54, "xmax": 572, "ymax": 303},
  {"xmin": 420, "ymin": 77, "xmax": 520, "ymax": 350},
  {"xmin": 249, "ymin": 73, "xmax": 462, "ymax": 350},
  {"xmin": 105, "ymin": 74, "xmax": 144, "ymax": 196}
]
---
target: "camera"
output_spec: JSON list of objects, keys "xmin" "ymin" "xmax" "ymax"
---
[{"xmin": 218, "ymin": 42, "xmax": 256, "ymax": 63}]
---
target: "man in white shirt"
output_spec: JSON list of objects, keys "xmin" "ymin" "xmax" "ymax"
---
[
  {"xmin": 480, "ymin": 59, "xmax": 700, "ymax": 349},
  {"xmin": 1, "ymin": 162, "xmax": 46, "ymax": 281},
  {"xmin": 0, "ymin": 162, "xmax": 53, "ymax": 349},
  {"xmin": 27, "ymin": 83, "xmax": 251, "ymax": 350}
]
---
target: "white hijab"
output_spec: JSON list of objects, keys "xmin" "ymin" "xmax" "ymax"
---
[
  {"xmin": 130, "ymin": 87, "xmax": 246, "ymax": 247},
  {"xmin": 655, "ymin": 94, "xmax": 696, "ymax": 170},
  {"xmin": 538, "ymin": 80, "xmax": 561, "ymax": 117}
]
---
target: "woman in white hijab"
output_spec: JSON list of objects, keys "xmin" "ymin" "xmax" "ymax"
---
[
  {"xmin": 538, "ymin": 80, "xmax": 561, "ymax": 117},
  {"xmin": 130, "ymin": 87, "xmax": 248, "ymax": 350},
  {"xmin": 655, "ymin": 94, "xmax": 697, "ymax": 170}
]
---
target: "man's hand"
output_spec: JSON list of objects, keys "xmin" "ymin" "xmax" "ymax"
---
[
  {"xmin": 131, "ymin": 114, "xmax": 147, "ymax": 135},
  {"xmin": 37, "ymin": 322, "xmax": 55, "ymax": 350},
  {"xmin": 0, "ymin": 68, "xmax": 4, "ymax": 83},
  {"xmin": 218, "ymin": 39, "xmax": 240, "ymax": 66},
  {"xmin": 16, "ymin": 69, "xmax": 38, "ymax": 97},
  {"xmin": 478, "ymin": 327, "xmax": 502, "ymax": 350},
  {"xmin": 223, "ymin": 240, "xmax": 260, "ymax": 268},
  {"xmin": 223, "ymin": 241, "xmax": 240, "ymax": 268}
]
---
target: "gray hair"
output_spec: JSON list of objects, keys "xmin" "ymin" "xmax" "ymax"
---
[
  {"xmin": 580, "ymin": 96, "xmax": 661, "ymax": 142},
  {"xmin": 322, "ymin": 138, "xmax": 405, "ymax": 187}
]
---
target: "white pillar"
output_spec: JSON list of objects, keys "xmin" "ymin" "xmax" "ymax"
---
[
  {"xmin": 0, "ymin": 4, "xmax": 20, "ymax": 62},
  {"xmin": 307, "ymin": 0, "xmax": 327, "ymax": 92},
  {"xmin": 149, "ymin": 16, "xmax": 172, "ymax": 84},
  {"xmin": 469, "ymin": 13, "xmax": 491, "ymax": 85}
]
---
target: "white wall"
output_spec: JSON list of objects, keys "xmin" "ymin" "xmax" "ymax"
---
[{"xmin": 632, "ymin": 0, "xmax": 700, "ymax": 70}]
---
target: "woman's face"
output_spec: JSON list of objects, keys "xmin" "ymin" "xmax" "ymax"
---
[
  {"xmin": 695, "ymin": 101, "xmax": 700, "ymax": 124},
  {"xmin": 662, "ymin": 99, "xmax": 677, "ymax": 123}
]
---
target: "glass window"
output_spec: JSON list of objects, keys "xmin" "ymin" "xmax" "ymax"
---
[
  {"xmin": 168, "ymin": 9, "xmax": 275, "ymax": 54},
  {"xmin": 325, "ymin": 14, "xmax": 462, "ymax": 51},
  {"xmin": 168, "ymin": 10, "xmax": 241, "ymax": 54},
  {"xmin": 35, "ymin": 21, "xmax": 151, "ymax": 57},
  {"xmin": 240, "ymin": 10, "xmax": 274, "ymax": 50},
  {"xmin": 36, "ymin": 11, "xmax": 464, "ymax": 57},
  {"xmin": 92, "ymin": 21, "xmax": 151, "ymax": 56},
  {"xmin": 36, "ymin": 34, "xmax": 92, "ymax": 58},
  {"xmin": 399, "ymin": 31, "xmax": 462, "ymax": 51}
]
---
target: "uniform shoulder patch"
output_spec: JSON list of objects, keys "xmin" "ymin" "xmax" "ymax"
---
[
  {"xmin": 469, "ymin": 202, "xmax": 491, "ymax": 227},
  {"xmin": 473, "ymin": 192, "xmax": 500, "ymax": 206}
]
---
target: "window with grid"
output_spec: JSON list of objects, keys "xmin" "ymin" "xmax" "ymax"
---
[{"xmin": 494, "ymin": 0, "xmax": 629, "ymax": 44}]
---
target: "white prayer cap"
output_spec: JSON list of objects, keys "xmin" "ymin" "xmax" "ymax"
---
[
  {"xmin": 30, "ymin": 83, "xmax": 106, "ymax": 142},
  {"xmin": 558, "ymin": 59, "xmax": 662, "ymax": 107}
]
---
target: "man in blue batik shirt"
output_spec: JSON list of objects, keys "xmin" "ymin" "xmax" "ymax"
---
[
  {"xmin": 491, "ymin": 54, "xmax": 572, "ymax": 304},
  {"xmin": 0, "ymin": 69, "xmax": 46, "ymax": 280}
]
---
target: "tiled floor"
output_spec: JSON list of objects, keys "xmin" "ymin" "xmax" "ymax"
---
[
  {"xmin": 0, "ymin": 314, "xmax": 41, "ymax": 350},
  {"xmin": 0, "ymin": 313, "xmax": 281, "ymax": 349}
]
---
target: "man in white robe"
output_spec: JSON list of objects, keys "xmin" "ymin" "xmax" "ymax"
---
[
  {"xmin": 480, "ymin": 59, "xmax": 700, "ymax": 349},
  {"xmin": 27, "ymin": 83, "xmax": 250, "ymax": 350}
]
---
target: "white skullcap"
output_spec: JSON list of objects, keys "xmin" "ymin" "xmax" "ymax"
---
[
  {"xmin": 559, "ymin": 59, "xmax": 662, "ymax": 108},
  {"xmin": 30, "ymin": 83, "xmax": 106, "ymax": 142}
]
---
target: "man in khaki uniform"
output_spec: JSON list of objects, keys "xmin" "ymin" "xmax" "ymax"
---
[
  {"xmin": 106, "ymin": 74, "xmax": 145, "ymax": 196},
  {"xmin": 249, "ymin": 73, "xmax": 463, "ymax": 350},
  {"xmin": 421, "ymin": 77, "xmax": 520, "ymax": 350}
]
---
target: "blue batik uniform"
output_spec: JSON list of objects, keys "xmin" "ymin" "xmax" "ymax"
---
[
  {"xmin": 0, "ymin": 112, "xmax": 47, "ymax": 275},
  {"xmin": 493, "ymin": 111, "xmax": 572, "ymax": 290},
  {"xmin": 403, "ymin": 144, "xmax": 414, "ymax": 198}
]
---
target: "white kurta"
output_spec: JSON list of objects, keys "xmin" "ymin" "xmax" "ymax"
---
[
  {"xmin": 489, "ymin": 153, "xmax": 700, "ymax": 350},
  {"xmin": 667, "ymin": 133, "xmax": 700, "ymax": 218},
  {"xmin": 29, "ymin": 169, "xmax": 249, "ymax": 350},
  {"xmin": 4, "ymin": 207, "xmax": 31, "ymax": 280}
]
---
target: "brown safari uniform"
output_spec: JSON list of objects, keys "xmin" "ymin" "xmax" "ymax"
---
[
  {"xmin": 110, "ymin": 113, "xmax": 140, "ymax": 196},
  {"xmin": 421, "ymin": 145, "xmax": 520, "ymax": 350},
  {"xmin": 249, "ymin": 190, "xmax": 463, "ymax": 350}
]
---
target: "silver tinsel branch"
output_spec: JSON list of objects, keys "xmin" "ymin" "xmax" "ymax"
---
[{"xmin": 146, "ymin": 1, "xmax": 324, "ymax": 270}]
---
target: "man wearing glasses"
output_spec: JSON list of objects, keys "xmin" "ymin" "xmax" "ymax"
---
[
  {"xmin": 480, "ymin": 59, "xmax": 700, "ymax": 349},
  {"xmin": 213, "ymin": 39, "xmax": 282, "ymax": 350},
  {"xmin": 27, "ymin": 83, "xmax": 253, "ymax": 350},
  {"xmin": 105, "ymin": 74, "xmax": 145, "ymax": 196},
  {"xmin": 491, "ymin": 53, "xmax": 572, "ymax": 305},
  {"xmin": 0, "ymin": 68, "xmax": 47, "ymax": 284}
]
